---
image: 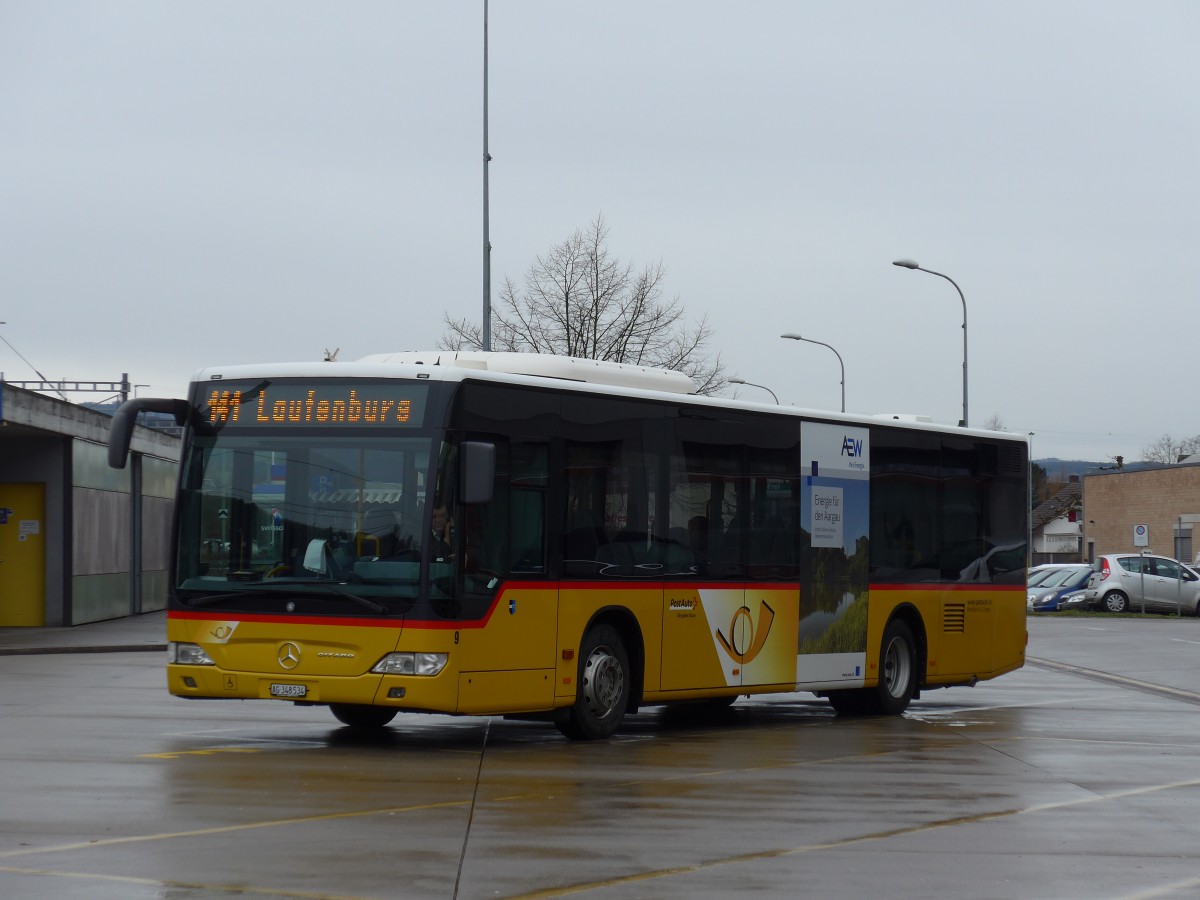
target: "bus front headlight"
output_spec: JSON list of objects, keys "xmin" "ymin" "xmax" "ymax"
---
[
  {"xmin": 168, "ymin": 642, "xmax": 216, "ymax": 666},
  {"xmin": 371, "ymin": 652, "xmax": 448, "ymax": 676}
]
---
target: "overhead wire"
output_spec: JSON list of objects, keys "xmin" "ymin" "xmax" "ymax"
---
[{"xmin": 0, "ymin": 326, "xmax": 69, "ymax": 400}]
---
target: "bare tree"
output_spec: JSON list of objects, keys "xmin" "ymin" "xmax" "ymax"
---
[
  {"xmin": 1030, "ymin": 461, "xmax": 1049, "ymax": 506},
  {"xmin": 983, "ymin": 413, "xmax": 1006, "ymax": 432},
  {"xmin": 440, "ymin": 214, "xmax": 725, "ymax": 394},
  {"xmin": 1140, "ymin": 434, "xmax": 1200, "ymax": 465}
]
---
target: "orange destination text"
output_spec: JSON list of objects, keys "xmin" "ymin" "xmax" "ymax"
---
[{"xmin": 207, "ymin": 389, "xmax": 412, "ymax": 425}]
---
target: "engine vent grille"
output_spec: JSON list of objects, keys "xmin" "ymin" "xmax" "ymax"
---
[{"xmin": 943, "ymin": 603, "xmax": 966, "ymax": 633}]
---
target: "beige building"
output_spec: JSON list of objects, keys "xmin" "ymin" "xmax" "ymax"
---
[{"xmin": 1082, "ymin": 464, "xmax": 1200, "ymax": 565}]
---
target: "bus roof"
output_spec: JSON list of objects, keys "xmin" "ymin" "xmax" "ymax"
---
[
  {"xmin": 357, "ymin": 350, "xmax": 697, "ymax": 394},
  {"xmin": 189, "ymin": 351, "xmax": 1026, "ymax": 446}
]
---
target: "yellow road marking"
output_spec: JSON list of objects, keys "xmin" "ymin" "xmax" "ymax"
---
[
  {"xmin": 9, "ymin": 730, "xmax": 889, "ymax": 863},
  {"xmin": 0, "ymin": 865, "xmax": 367, "ymax": 900},
  {"xmin": 1119, "ymin": 875, "xmax": 1200, "ymax": 900},
  {"xmin": 0, "ymin": 798, "xmax": 470, "ymax": 860},
  {"xmin": 141, "ymin": 747, "xmax": 264, "ymax": 759},
  {"xmin": 507, "ymin": 777, "xmax": 1200, "ymax": 898},
  {"xmin": 9, "ymin": 718, "xmax": 1198, "ymax": 898}
]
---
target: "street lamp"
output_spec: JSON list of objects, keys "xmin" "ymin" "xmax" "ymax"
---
[
  {"xmin": 1027, "ymin": 431, "xmax": 1034, "ymax": 566},
  {"xmin": 779, "ymin": 333, "xmax": 845, "ymax": 412},
  {"xmin": 892, "ymin": 258, "xmax": 968, "ymax": 427},
  {"xmin": 729, "ymin": 377, "xmax": 778, "ymax": 404},
  {"xmin": 481, "ymin": 0, "xmax": 493, "ymax": 351}
]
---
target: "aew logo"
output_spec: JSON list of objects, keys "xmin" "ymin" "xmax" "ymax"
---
[{"xmin": 841, "ymin": 435, "xmax": 863, "ymax": 458}]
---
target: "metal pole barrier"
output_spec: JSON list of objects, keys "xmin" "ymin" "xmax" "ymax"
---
[{"xmin": 1178, "ymin": 517, "xmax": 1184, "ymax": 617}]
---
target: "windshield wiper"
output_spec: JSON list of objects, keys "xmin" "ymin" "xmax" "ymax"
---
[
  {"xmin": 308, "ymin": 582, "xmax": 390, "ymax": 615},
  {"xmin": 178, "ymin": 588, "xmax": 291, "ymax": 608},
  {"xmin": 178, "ymin": 583, "xmax": 390, "ymax": 614}
]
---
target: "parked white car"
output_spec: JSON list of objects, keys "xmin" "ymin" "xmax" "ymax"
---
[{"xmin": 1083, "ymin": 553, "xmax": 1200, "ymax": 615}]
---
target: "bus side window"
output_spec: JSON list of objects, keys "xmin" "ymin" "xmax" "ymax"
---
[
  {"xmin": 563, "ymin": 440, "xmax": 617, "ymax": 576},
  {"xmin": 508, "ymin": 441, "xmax": 548, "ymax": 574}
]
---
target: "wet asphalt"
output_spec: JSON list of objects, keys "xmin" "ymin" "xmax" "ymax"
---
[{"xmin": 1, "ymin": 613, "xmax": 1198, "ymax": 899}]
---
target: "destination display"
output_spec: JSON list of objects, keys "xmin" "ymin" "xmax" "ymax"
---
[{"xmin": 197, "ymin": 381, "xmax": 429, "ymax": 429}]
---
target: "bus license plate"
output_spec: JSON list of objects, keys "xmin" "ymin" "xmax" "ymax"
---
[{"xmin": 270, "ymin": 683, "xmax": 307, "ymax": 698}]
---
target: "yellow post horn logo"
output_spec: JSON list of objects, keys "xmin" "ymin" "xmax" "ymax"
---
[{"xmin": 716, "ymin": 600, "xmax": 776, "ymax": 664}]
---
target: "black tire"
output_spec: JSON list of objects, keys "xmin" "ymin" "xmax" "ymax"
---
[
  {"xmin": 826, "ymin": 618, "xmax": 918, "ymax": 716},
  {"xmin": 557, "ymin": 624, "xmax": 630, "ymax": 740},
  {"xmin": 329, "ymin": 703, "xmax": 398, "ymax": 730},
  {"xmin": 876, "ymin": 619, "xmax": 918, "ymax": 714},
  {"xmin": 825, "ymin": 688, "xmax": 871, "ymax": 715},
  {"xmin": 1103, "ymin": 591, "xmax": 1129, "ymax": 614}
]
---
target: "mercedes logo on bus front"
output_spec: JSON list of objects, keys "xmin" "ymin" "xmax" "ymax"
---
[{"xmin": 277, "ymin": 642, "xmax": 301, "ymax": 670}]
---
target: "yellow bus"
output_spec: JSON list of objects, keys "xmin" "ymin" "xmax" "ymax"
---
[{"xmin": 108, "ymin": 351, "xmax": 1028, "ymax": 739}]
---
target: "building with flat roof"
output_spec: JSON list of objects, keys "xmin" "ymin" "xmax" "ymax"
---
[
  {"xmin": 0, "ymin": 382, "xmax": 179, "ymax": 626},
  {"xmin": 1083, "ymin": 463, "xmax": 1200, "ymax": 566}
]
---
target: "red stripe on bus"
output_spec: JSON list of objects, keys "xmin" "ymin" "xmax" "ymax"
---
[{"xmin": 170, "ymin": 579, "xmax": 1020, "ymax": 631}]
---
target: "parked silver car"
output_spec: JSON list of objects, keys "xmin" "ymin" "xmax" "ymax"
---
[{"xmin": 1083, "ymin": 553, "xmax": 1200, "ymax": 615}]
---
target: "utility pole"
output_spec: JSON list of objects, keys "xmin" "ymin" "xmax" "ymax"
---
[{"xmin": 481, "ymin": 0, "xmax": 492, "ymax": 352}]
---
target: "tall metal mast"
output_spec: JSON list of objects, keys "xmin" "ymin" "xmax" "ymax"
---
[{"xmin": 481, "ymin": 0, "xmax": 492, "ymax": 351}]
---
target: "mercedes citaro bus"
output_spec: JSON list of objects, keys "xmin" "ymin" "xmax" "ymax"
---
[{"xmin": 108, "ymin": 351, "xmax": 1028, "ymax": 739}]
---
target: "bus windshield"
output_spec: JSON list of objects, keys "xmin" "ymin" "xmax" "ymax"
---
[{"xmin": 176, "ymin": 432, "xmax": 435, "ymax": 604}]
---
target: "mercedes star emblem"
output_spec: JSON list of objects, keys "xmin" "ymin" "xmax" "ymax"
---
[{"xmin": 277, "ymin": 642, "xmax": 301, "ymax": 670}]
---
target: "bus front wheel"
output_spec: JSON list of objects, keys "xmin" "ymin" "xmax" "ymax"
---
[
  {"xmin": 330, "ymin": 703, "xmax": 398, "ymax": 730},
  {"xmin": 557, "ymin": 625, "xmax": 630, "ymax": 741}
]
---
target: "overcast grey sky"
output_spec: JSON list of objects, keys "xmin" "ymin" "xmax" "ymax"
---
[{"xmin": 3, "ymin": 2, "xmax": 1198, "ymax": 462}]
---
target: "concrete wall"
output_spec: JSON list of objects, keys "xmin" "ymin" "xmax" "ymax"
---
[
  {"xmin": 1, "ymin": 383, "xmax": 180, "ymax": 625},
  {"xmin": 141, "ymin": 456, "xmax": 177, "ymax": 613},
  {"xmin": 70, "ymin": 441, "xmax": 180, "ymax": 623},
  {"xmin": 73, "ymin": 439, "xmax": 135, "ymax": 623}
]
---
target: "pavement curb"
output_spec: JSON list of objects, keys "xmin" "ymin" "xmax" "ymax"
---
[{"xmin": 0, "ymin": 644, "xmax": 167, "ymax": 656}]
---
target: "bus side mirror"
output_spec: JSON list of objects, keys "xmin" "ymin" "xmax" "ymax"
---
[
  {"xmin": 107, "ymin": 398, "xmax": 190, "ymax": 468},
  {"xmin": 460, "ymin": 441, "xmax": 495, "ymax": 504}
]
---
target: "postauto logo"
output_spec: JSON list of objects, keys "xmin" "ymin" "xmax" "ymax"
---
[{"xmin": 715, "ymin": 600, "xmax": 776, "ymax": 664}]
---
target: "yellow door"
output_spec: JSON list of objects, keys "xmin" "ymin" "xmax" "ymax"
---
[{"xmin": 0, "ymin": 483, "xmax": 46, "ymax": 626}]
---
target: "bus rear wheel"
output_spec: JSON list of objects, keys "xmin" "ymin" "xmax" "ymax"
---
[
  {"xmin": 876, "ymin": 619, "xmax": 918, "ymax": 714},
  {"xmin": 330, "ymin": 703, "xmax": 398, "ymax": 730},
  {"xmin": 825, "ymin": 689, "xmax": 871, "ymax": 715},
  {"xmin": 826, "ymin": 618, "xmax": 918, "ymax": 716},
  {"xmin": 557, "ymin": 625, "xmax": 630, "ymax": 741}
]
